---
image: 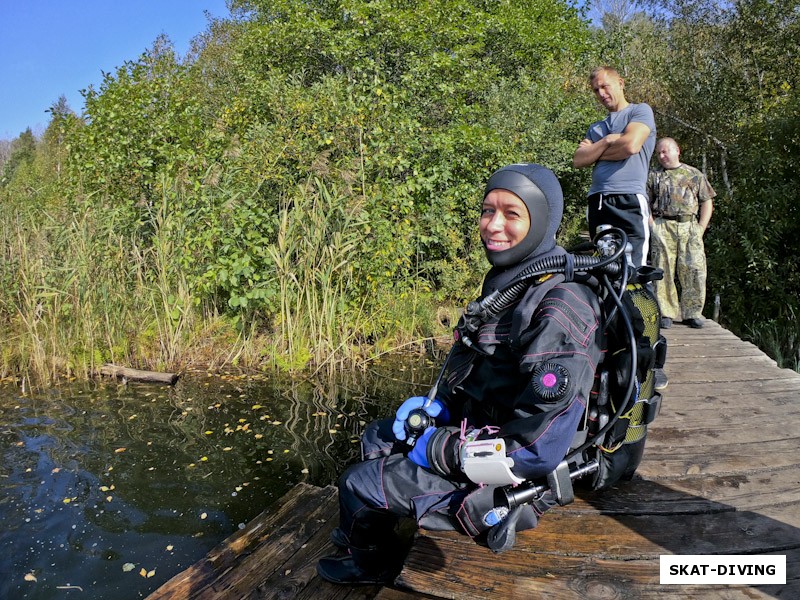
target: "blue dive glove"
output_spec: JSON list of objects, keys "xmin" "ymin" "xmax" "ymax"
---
[
  {"xmin": 392, "ymin": 396, "xmax": 447, "ymax": 441},
  {"xmin": 407, "ymin": 426, "xmax": 436, "ymax": 469}
]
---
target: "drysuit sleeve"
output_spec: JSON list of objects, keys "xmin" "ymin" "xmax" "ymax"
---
[{"xmin": 498, "ymin": 283, "xmax": 603, "ymax": 480}]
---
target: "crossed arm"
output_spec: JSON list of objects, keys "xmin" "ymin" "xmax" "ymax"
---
[{"xmin": 572, "ymin": 121, "xmax": 651, "ymax": 168}]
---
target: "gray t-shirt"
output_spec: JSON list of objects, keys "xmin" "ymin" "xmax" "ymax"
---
[{"xmin": 586, "ymin": 103, "xmax": 656, "ymax": 196}]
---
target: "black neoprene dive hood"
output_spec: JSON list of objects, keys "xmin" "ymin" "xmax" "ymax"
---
[{"xmin": 482, "ymin": 163, "xmax": 564, "ymax": 267}]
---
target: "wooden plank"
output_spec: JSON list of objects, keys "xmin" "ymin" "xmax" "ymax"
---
[
  {"xmin": 416, "ymin": 501, "xmax": 800, "ymax": 560},
  {"xmin": 146, "ymin": 483, "xmax": 341, "ymax": 600},
  {"xmin": 665, "ymin": 342, "xmax": 766, "ymax": 359},
  {"xmin": 569, "ymin": 469, "xmax": 800, "ymax": 513},
  {"xmin": 246, "ymin": 506, "xmax": 382, "ymax": 600},
  {"xmin": 200, "ymin": 486, "xmax": 340, "ymax": 599},
  {"xmin": 638, "ymin": 436, "xmax": 800, "ymax": 476},
  {"xmin": 659, "ymin": 378, "xmax": 800, "ymax": 397},
  {"xmin": 375, "ymin": 589, "xmax": 440, "ymax": 600},
  {"xmin": 648, "ymin": 399, "xmax": 800, "ymax": 432},
  {"xmin": 398, "ymin": 534, "xmax": 798, "ymax": 600},
  {"xmin": 659, "ymin": 361, "xmax": 796, "ymax": 384}
]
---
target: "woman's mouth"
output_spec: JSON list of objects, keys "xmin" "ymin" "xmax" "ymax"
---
[{"xmin": 485, "ymin": 239, "xmax": 511, "ymax": 251}]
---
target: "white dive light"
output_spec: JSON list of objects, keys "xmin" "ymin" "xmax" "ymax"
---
[{"xmin": 460, "ymin": 438, "xmax": 524, "ymax": 486}]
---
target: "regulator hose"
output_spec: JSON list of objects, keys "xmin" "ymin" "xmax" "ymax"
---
[{"xmin": 456, "ymin": 227, "xmax": 629, "ymax": 342}]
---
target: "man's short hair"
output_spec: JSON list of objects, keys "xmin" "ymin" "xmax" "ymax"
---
[
  {"xmin": 657, "ymin": 137, "xmax": 679, "ymax": 150},
  {"xmin": 590, "ymin": 66, "xmax": 622, "ymax": 83}
]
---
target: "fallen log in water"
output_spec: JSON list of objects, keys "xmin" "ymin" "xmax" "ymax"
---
[{"xmin": 99, "ymin": 364, "xmax": 179, "ymax": 385}]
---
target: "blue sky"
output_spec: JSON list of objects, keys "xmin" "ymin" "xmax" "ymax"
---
[{"xmin": 0, "ymin": 1, "xmax": 231, "ymax": 140}]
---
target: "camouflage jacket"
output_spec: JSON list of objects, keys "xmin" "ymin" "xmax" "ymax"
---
[{"xmin": 647, "ymin": 164, "xmax": 716, "ymax": 217}]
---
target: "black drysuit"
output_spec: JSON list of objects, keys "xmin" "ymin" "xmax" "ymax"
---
[{"xmin": 337, "ymin": 274, "xmax": 604, "ymax": 548}]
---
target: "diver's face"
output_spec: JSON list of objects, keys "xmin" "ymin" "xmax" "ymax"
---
[{"xmin": 480, "ymin": 189, "xmax": 531, "ymax": 253}]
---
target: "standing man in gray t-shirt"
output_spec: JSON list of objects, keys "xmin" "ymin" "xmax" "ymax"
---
[{"xmin": 573, "ymin": 66, "xmax": 656, "ymax": 267}]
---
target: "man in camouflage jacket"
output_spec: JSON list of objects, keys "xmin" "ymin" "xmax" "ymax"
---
[{"xmin": 647, "ymin": 137, "xmax": 716, "ymax": 329}]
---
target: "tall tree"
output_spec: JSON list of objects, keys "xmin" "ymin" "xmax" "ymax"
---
[{"xmin": 1, "ymin": 128, "xmax": 36, "ymax": 186}]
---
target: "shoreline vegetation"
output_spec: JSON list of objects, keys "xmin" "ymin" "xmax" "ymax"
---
[
  {"xmin": 0, "ymin": 177, "xmax": 463, "ymax": 386},
  {"xmin": 2, "ymin": 0, "xmax": 799, "ymax": 386}
]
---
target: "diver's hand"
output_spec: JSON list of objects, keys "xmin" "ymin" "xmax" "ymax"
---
[
  {"xmin": 407, "ymin": 427, "xmax": 436, "ymax": 468},
  {"xmin": 392, "ymin": 396, "xmax": 445, "ymax": 441}
]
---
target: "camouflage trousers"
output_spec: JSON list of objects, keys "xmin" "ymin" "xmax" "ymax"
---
[{"xmin": 650, "ymin": 218, "xmax": 707, "ymax": 320}]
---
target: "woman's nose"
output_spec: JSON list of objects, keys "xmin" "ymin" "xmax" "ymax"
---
[{"xmin": 487, "ymin": 213, "xmax": 505, "ymax": 231}]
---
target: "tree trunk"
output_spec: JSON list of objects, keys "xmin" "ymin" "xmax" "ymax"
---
[{"xmin": 99, "ymin": 364, "xmax": 179, "ymax": 385}]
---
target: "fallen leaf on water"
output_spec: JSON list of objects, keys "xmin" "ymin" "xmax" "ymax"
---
[
  {"xmin": 122, "ymin": 563, "xmax": 135, "ymax": 572},
  {"xmin": 166, "ymin": 545, "xmax": 174, "ymax": 551},
  {"xmin": 251, "ymin": 404, "xmax": 263, "ymax": 410},
  {"xmin": 24, "ymin": 573, "xmax": 37, "ymax": 582},
  {"xmin": 115, "ymin": 448, "xmax": 126, "ymax": 453},
  {"xmin": 139, "ymin": 568, "xmax": 147, "ymax": 577},
  {"xmin": 200, "ymin": 512, "xmax": 208, "ymax": 520}
]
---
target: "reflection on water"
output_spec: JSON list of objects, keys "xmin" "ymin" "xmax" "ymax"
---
[{"xmin": 0, "ymin": 356, "xmax": 437, "ymax": 599}]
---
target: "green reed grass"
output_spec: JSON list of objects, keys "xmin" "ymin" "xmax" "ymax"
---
[
  {"xmin": 0, "ymin": 186, "xmax": 201, "ymax": 383},
  {"xmin": 743, "ymin": 314, "xmax": 800, "ymax": 373},
  {"xmin": 266, "ymin": 178, "xmax": 368, "ymax": 372},
  {"xmin": 0, "ymin": 175, "xmax": 449, "ymax": 385}
]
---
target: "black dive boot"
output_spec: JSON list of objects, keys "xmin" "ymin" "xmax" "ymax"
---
[
  {"xmin": 329, "ymin": 527, "xmax": 349, "ymax": 550},
  {"xmin": 317, "ymin": 544, "xmax": 404, "ymax": 585}
]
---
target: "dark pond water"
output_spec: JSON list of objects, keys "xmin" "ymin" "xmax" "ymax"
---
[{"xmin": 0, "ymin": 357, "xmax": 438, "ymax": 599}]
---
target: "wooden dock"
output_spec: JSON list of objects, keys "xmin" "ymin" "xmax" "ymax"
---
[{"xmin": 147, "ymin": 318, "xmax": 800, "ymax": 599}]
